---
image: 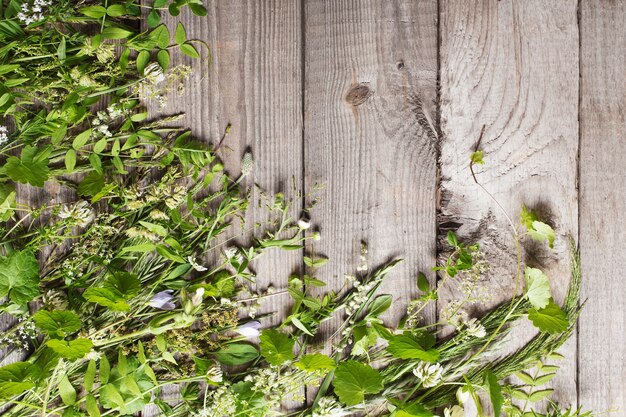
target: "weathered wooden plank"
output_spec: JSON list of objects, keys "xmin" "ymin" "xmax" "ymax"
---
[
  {"xmin": 142, "ymin": 1, "xmax": 303, "ymax": 414},
  {"xmin": 303, "ymin": 0, "xmax": 438, "ymax": 352},
  {"xmin": 579, "ymin": 0, "xmax": 626, "ymax": 412},
  {"xmin": 439, "ymin": 0, "xmax": 579, "ymax": 406}
]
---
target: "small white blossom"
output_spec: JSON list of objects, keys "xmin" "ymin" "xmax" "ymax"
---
[
  {"xmin": 0, "ymin": 126, "xmax": 8, "ymax": 146},
  {"xmin": 312, "ymin": 396, "xmax": 346, "ymax": 417},
  {"xmin": 444, "ymin": 405, "xmax": 464, "ymax": 417},
  {"xmin": 206, "ymin": 366, "xmax": 223, "ymax": 383},
  {"xmin": 190, "ymin": 287, "xmax": 205, "ymax": 306},
  {"xmin": 84, "ymin": 350, "xmax": 102, "ymax": 361},
  {"xmin": 456, "ymin": 386, "xmax": 470, "ymax": 403},
  {"xmin": 187, "ymin": 256, "xmax": 208, "ymax": 272},
  {"xmin": 413, "ymin": 362, "xmax": 443, "ymax": 388},
  {"xmin": 17, "ymin": 0, "xmax": 51, "ymax": 25},
  {"xmin": 58, "ymin": 201, "xmax": 94, "ymax": 227},
  {"xmin": 465, "ymin": 318, "xmax": 486, "ymax": 338},
  {"xmin": 235, "ymin": 321, "xmax": 261, "ymax": 338},
  {"xmin": 297, "ymin": 218, "xmax": 311, "ymax": 230}
]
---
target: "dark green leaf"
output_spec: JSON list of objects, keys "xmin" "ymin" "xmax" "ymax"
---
[
  {"xmin": 78, "ymin": 171, "xmax": 105, "ymax": 197},
  {"xmin": 0, "ymin": 250, "xmax": 40, "ymax": 305},
  {"xmin": 483, "ymin": 370, "xmax": 503, "ymax": 417},
  {"xmin": 2, "ymin": 145, "xmax": 51, "ymax": 187},
  {"xmin": 34, "ymin": 310, "xmax": 81, "ymax": 338},
  {"xmin": 213, "ymin": 343, "xmax": 258, "ymax": 366}
]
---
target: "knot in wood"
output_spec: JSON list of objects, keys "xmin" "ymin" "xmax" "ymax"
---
[{"xmin": 345, "ymin": 83, "xmax": 372, "ymax": 107}]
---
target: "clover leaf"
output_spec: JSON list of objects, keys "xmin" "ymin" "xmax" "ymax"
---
[
  {"xmin": 0, "ymin": 249, "xmax": 40, "ymax": 305},
  {"xmin": 333, "ymin": 361, "xmax": 383, "ymax": 406}
]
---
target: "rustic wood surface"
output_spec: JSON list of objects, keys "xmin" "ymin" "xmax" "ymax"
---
[
  {"xmin": 2, "ymin": 1, "xmax": 624, "ymax": 416},
  {"xmin": 579, "ymin": 0, "xmax": 626, "ymax": 413}
]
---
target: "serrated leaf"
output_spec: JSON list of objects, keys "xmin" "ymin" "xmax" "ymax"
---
[
  {"xmin": 528, "ymin": 300, "xmax": 569, "ymax": 334},
  {"xmin": 34, "ymin": 310, "xmax": 81, "ymax": 338},
  {"xmin": 528, "ymin": 221, "xmax": 556, "ymax": 249},
  {"xmin": 78, "ymin": 171, "xmax": 105, "ymax": 197},
  {"xmin": 0, "ymin": 249, "xmax": 40, "ymax": 305},
  {"xmin": 386, "ymin": 333, "xmax": 439, "ymax": 362},
  {"xmin": 0, "ymin": 362, "xmax": 35, "ymax": 400},
  {"xmin": 295, "ymin": 353, "xmax": 335, "ymax": 372},
  {"xmin": 259, "ymin": 329, "xmax": 294, "ymax": 365},
  {"xmin": 0, "ymin": 184, "xmax": 16, "ymax": 221},
  {"xmin": 394, "ymin": 402, "xmax": 436, "ymax": 417},
  {"xmin": 46, "ymin": 338, "xmax": 93, "ymax": 360},
  {"xmin": 447, "ymin": 230, "xmax": 458, "ymax": 247},
  {"xmin": 59, "ymin": 375, "xmax": 77, "ymax": 406},
  {"xmin": 83, "ymin": 287, "xmax": 130, "ymax": 312},
  {"xmin": 333, "ymin": 361, "xmax": 383, "ymax": 406},
  {"xmin": 525, "ymin": 267, "xmax": 551, "ymax": 309},
  {"xmin": 483, "ymin": 370, "xmax": 503, "ymax": 417},
  {"xmin": 2, "ymin": 145, "xmax": 51, "ymax": 187}
]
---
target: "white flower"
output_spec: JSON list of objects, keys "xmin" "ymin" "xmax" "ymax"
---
[
  {"xmin": 206, "ymin": 366, "xmax": 223, "ymax": 383},
  {"xmin": 187, "ymin": 256, "xmax": 208, "ymax": 272},
  {"xmin": 58, "ymin": 201, "xmax": 94, "ymax": 227},
  {"xmin": 149, "ymin": 290, "xmax": 176, "ymax": 310},
  {"xmin": 84, "ymin": 350, "xmax": 102, "ymax": 361},
  {"xmin": 144, "ymin": 63, "xmax": 165, "ymax": 84},
  {"xmin": 0, "ymin": 126, "xmax": 8, "ymax": 146},
  {"xmin": 312, "ymin": 396, "xmax": 346, "ymax": 417},
  {"xmin": 190, "ymin": 287, "xmax": 205, "ymax": 306},
  {"xmin": 465, "ymin": 318, "xmax": 486, "ymax": 338},
  {"xmin": 444, "ymin": 405, "xmax": 464, "ymax": 417},
  {"xmin": 456, "ymin": 386, "xmax": 470, "ymax": 403},
  {"xmin": 235, "ymin": 321, "xmax": 262, "ymax": 338},
  {"xmin": 297, "ymin": 218, "xmax": 311, "ymax": 230},
  {"xmin": 412, "ymin": 362, "xmax": 443, "ymax": 388}
]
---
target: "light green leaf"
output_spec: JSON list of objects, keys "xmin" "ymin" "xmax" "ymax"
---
[
  {"xmin": 174, "ymin": 23, "xmax": 186, "ymax": 45},
  {"xmin": 525, "ymin": 267, "xmax": 551, "ymax": 309},
  {"xmin": 85, "ymin": 394, "xmax": 101, "ymax": 417},
  {"xmin": 367, "ymin": 294, "xmax": 392, "ymax": 317},
  {"xmin": 386, "ymin": 333, "xmax": 439, "ymax": 362},
  {"xmin": 59, "ymin": 375, "xmax": 77, "ymax": 406},
  {"xmin": 179, "ymin": 42, "xmax": 200, "ymax": 58},
  {"xmin": 0, "ymin": 249, "xmax": 40, "ymax": 305},
  {"xmin": 136, "ymin": 50, "xmax": 150, "ymax": 75},
  {"xmin": 83, "ymin": 287, "xmax": 130, "ymax": 312},
  {"xmin": 470, "ymin": 150, "xmax": 484, "ymax": 165},
  {"xmin": 33, "ymin": 310, "xmax": 82, "ymax": 338},
  {"xmin": 333, "ymin": 360, "xmax": 383, "ymax": 406},
  {"xmin": 295, "ymin": 353, "xmax": 336, "ymax": 372},
  {"xmin": 84, "ymin": 360, "xmax": 96, "ymax": 392},
  {"xmin": 65, "ymin": 149, "xmax": 76, "ymax": 173},
  {"xmin": 0, "ymin": 183, "xmax": 16, "ymax": 221},
  {"xmin": 528, "ymin": 221, "xmax": 556, "ymax": 249},
  {"xmin": 2, "ymin": 145, "xmax": 51, "ymax": 187},
  {"xmin": 157, "ymin": 49, "xmax": 170, "ymax": 71},
  {"xmin": 106, "ymin": 4, "xmax": 126, "ymax": 17},
  {"xmin": 46, "ymin": 338, "xmax": 93, "ymax": 360},
  {"xmin": 528, "ymin": 389, "xmax": 554, "ymax": 402},
  {"xmin": 0, "ymin": 362, "xmax": 35, "ymax": 399},
  {"xmin": 483, "ymin": 370, "xmax": 503, "ymax": 417},
  {"xmin": 290, "ymin": 316, "xmax": 313, "ymax": 336},
  {"xmin": 81, "ymin": 5, "xmax": 107, "ymax": 18},
  {"xmin": 394, "ymin": 402, "xmax": 435, "ymax": 417},
  {"xmin": 303, "ymin": 256, "xmax": 329, "ymax": 268},
  {"xmin": 100, "ymin": 27, "xmax": 133, "ymax": 39},
  {"xmin": 72, "ymin": 128, "xmax": 92, "ymax": 150},
  {"xmin": 528, "ymin": 300, "xmax": 569, "ymax": 334},
  {"xmin": 259, "ymin": 329, "xmax": 295, "ymax": 366}
]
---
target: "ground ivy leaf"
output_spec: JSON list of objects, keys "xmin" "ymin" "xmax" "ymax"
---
[
  {"xmin": 295, "ymin": 353, "xmax": 336, "ymax": 373},
  {"xmin": 483, "ymin": 370, "xmax": 503, "ymax": 417},
  {"xmin": 333, "ymin": 360, "xmax": 383, "ymax": 406},
  {"xmin": 0, "ymin": 362, "xmax": 35, "ymax": 399},
  {"xmin": 528, "ymin": 220, "xmax": 556, "ymax": 248},
  {"xmin": 2, "ymin": 145, "xmax": 51, "ymax": 187},
  {"xmin": 524, "ymin": 267, "xmax": 551, "ymax": 309},
  {"xmin": 83, "ymin": 288, "xmax": 130, "ymax": 312},
  {"xmin": 259, "ymin": 329, "xmax": 295, "ymax": 366},
  {"xmin": 0, "ymin": 249, "xmax": 40, "ymax": 305},
  {"xmin": 33, "ymin": 309, "xmax": 82, "ymax": 338},
  {"xmin": 46, "ymin": 338, "xmax": 93, "ymax": 360},
  {"xmin": 386, "ymin": 333, "xmax": 439, "ymax": 362},
  {"xmin": 528, "ymin": 300, "xmax": 569, "ymax": 334}
]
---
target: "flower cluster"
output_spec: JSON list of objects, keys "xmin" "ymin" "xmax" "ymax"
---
[
  {"xmin": 58, "ymin": 200, "xmax": 95, "ymax": 228},
  {"xmin": 0, "ymin": 126, "xmax": 8, "ymax": 146},
  {"xmin": 312, "ymin": 397, "xmax": 346, "ymax": 417},
  {"xmin": 413, "ymin": 362, "xmax": 444, "ymax": 388},
  {"xmin": 16, "ymin": 0, "xmax": 52, "ymax": 25}
]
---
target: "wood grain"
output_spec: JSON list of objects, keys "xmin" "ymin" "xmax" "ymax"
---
[
  {"xmin": 142, "ymin": 1, "xmax": 303, "ymax": 414},
  {"xmin": 579, "ymin": 0, "xmax": 626, "ymax": 412},
  {"xmin": 439, "ymin": 0, "xmax": 579, "ymax": 406},
  {"xmin": 303, "ymin": 0, "xmax": 438, "ymax": 356}
]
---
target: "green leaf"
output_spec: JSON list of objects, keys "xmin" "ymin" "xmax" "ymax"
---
[
  {"xmin": 515, "ymin": 371, "xmax": 536, "ymax": 385},
  {"xmin": 121, "ymin": 243, "xmax": 156, "ymax": 253},
  {"xmin": 136, "ymin": 50, "xmax": 150, "ymax": 75},
  {"xmin": 520, "ymin": 205, "xmax": 538, "ymax": 229},
  {"xmin": 386, "ymin": 333, "xmax": 439, "ymax": 362},
  {"xmin": 138, "ymin": 221, "xmax": 167, "ymax": 237},
  {"xmin": 447, "ymin": 230, "xmax": 458, "ymax": 247},
  {"xmin": 2, "ymin": 145, "xmax": 51, "ymax": 187},
  {"xmin": 367, "ymin": 294, "xmax": 392, "ymax": 317},
  {"xmin": 213, "ymin": 343, "xmax": 258, "ymax": 366},
  {"xmin": 106, "ymin": 4, "xmax": 126, "ymax": 17},
  {"xmin": 57, "ymin": 37, "xmax": 66, "ymax": 61},
  {"xmin": 104, "ymin": 272, "xmax": 141, "ymax": 299},
  {"xmin": 189, "ymin": 3, "xmax": 208, "ymax": 16},
  {"xmin": 150, "ymin": 25, "xmax": 170, "ymax": 49},
  {"xmin": 59, "ymin": 375, "xmax": 77, "ymax": 406},
  {"xmin": 0, "ymin": 183, "xmax": 16, "ymax": 221},
  {"xmin": 34, "ymin": 310, "xmax": 82, "ymax": 338},
  {"xmin": 83, "ymin": 288, "xmax": 130, "ymax": 312},
  {"xmin": 78, "ymin": 171, "xmax": 105, "ymax": 197},
  {"xmin": 147, "ymin": 9, "xmax": 161, "ymax": 27},
  {"xmin": 259, "ymin": 329, "xmax": 295, "ymax": 365},
  {"xmin": 81, "ymin": 5, "xmax": 107, "ymax": 18},
  {"xmin": 528, "ymin": 389, "xmax": 554, "ymax": 402},
  {"xmin": 525, "ymin": 267, "xmax": 551, "ymax": 309},
  {"xmin": 528, "ymin": 220, "xmax": 556, "ymax": 248},
  {"xmin": 100, "ymin": 355, "xmax": 110, "ymax": 384},
  {"xmin": 157, "ymin": 49, "xmax": 170, "ymax": 71},
  {"xmin": 174, "ymin": 23, "xmax": 186, "ymax": 45},
  {"xmin": 333, "ymin": 360, "xmax": 383, "ymax": 406},
  {"xmin": 483, "ymin": 370, "xmax": 503, "ymax": 417},
  {"xmin": 290, "ymin": 316, "xmax": 313, "ymax": 336},
  {"xmin": 417, "ymin": 272, "xmax": 430, "ymax": 293},
  {"xmin": 470, "ymin": 150, "xmax": 484, "ymax": 164},
  {"xmin": 65, "ymin": 149, "xmax": 76, "ymax": 173},
  {"xmin": 0, "ymin": 250, "xmax": 40, "ymax": 305},
  {"xmin": 0, "ymin": 362, "xmax": 35, "ymax": 399},
  {"xmin": 84, "ymin": 360, "xmax": 96, "ymax": 392},
  {"xmin": 528, "ymin": 300, "xmax": 569, "ymax": 334},
  {"xmin": 72, "ymin": 128, "xmax": 92, "ymax": 149},
  {"xmin": 85, "ymin": 394, "xmax": 101, "ymax": 417},
  {"xmin": 100, "ymin": 27, "xmax": 133, "ymax": 39},
  {"xmin": 295, "ymin": 353, "xmax": 336, "ymax": 372},
  {"xmin": 303, "ymin": 256, "xmax": 329, "ymax": 268},
  {"xmin": 179, "ymin": 42, "xmax": 200, "ymax": 58},
  {"xmin": 46, "ymin": 338, "xmax": 93, "ymax": 360},
  {"xmin": 394, "ymin": 402, "xmax": 435, "ymax": 417}
]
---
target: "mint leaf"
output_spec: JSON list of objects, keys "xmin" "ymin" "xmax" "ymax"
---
[
  {"xmin": 528, "ymin": 300, "xmax": 569, "ymax": 334},
  {"xmin": 46, "ymin": 338, "xmax": 93, "ymax": 360},
  {"xmin": 0, "ymin": 249, "xmax": 40, "ymax": 305},
  {"xmin": 2, "ymin": 145, "xmax": 51, "ymax": 187},
  {"xmin": 0, "ymin": 362, "xmax": 35, "ymax": 399},
  {"xmin": 34, "ymin": 310, "xmax": 82, "ymax": 338},
  {"xmin": 524, "ymin": 267, "xmax": 551, "ymax": 309},
  {"xmin": 333, "ymin": 360, "xmax": 383, "ymax": 406},
  {"xmin": 83, "ymin": 288, "xmax": 130, "ymax": 312},
  {"xmin": 483, "ymin": 370, "xmax": 503, "ymax": 417},
  {"xmin": 213, "ymin": 343, "xmax": 258, "ymax": 366},
  {"xmin": 259, "ymin": 329, "xmax": 294, "ymax": 366},
  {"xmin": 295, "ymin": 353, "xmax": 336, "ymax": 372},
  {"xmin": 387, "ymin": 333, "xmax": 439, "ymax": 362}
]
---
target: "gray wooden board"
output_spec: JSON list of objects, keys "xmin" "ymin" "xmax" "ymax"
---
[
  {"xmin": 303, "ymin": 0, "xmax": 439, "ymax": 401},
  {"xmin": 439, "ymin": 0, "xmax": 579, "ymax": 408},
  {"xmin": 579, "ymin": 0, "xmax": 626, "ymax": 413}
]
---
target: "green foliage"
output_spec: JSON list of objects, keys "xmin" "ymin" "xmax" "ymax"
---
[
  {"xmin": 333, "ymin": 361, "xmax": 383, "ymax": 406},
  {"xmin": 2, "ymin": 145, "xmax": 51, "ymax": 187},
  {"xmin": 33, "ymin": 310, "xmax": 82, "ymax": 338},
  {"xmin": 0, "ymin": 362, "xmax": 35, "ymax": 399},
  {"xmin": 387, "ymin": 332, "xmax": 439, "ymax": 362},
  {"xmin": 295, "ymin": 354, "xmax": 336, "ymax": 372},
  {"xmin": 525, "ymin": 267, "xmax": 551, "ymax": 309},
  {"xmin": 259, "ymin": 329, "xmax": 295, "ymax": 366},
  {"xmin": 213, "ymin": 343, "xmax": 259, "ymax": 366},
  {"xmin": 46, "ymin": 338, "xmax": 93, "ymax": 360},
  {"xmin": 483, "ymin": 369, "xmax": 504, "ymax": 417},
  {"xmin": 0, "ymin": 249, "xmax": 39, "ymax": 305},
  {"xmin": 528, "ymin": 300, "xmax": 569, "ymax": 334}
]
